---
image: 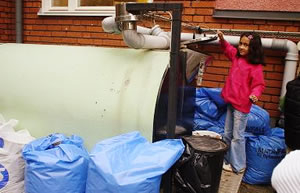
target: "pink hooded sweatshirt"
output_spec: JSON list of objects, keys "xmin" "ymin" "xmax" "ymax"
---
[{"xmin": 220, "ymin": 40, "xmax": 265, "ymax": 113}]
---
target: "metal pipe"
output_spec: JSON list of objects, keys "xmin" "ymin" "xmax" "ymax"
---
[
  {"xmin": 16, "ymin": 0, "xmax": 23, "ymax": 43},
  {"xmin": 125, "ymin": 4, "xmax": 183, "ymax": 193}
]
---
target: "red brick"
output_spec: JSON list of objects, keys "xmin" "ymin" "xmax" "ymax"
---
[
  {"xmin": 212, "ymin": 60, "xmax": 231, "ymax": 68},
  {"xmin": 182, "ymin": 15, "xmax": 193, "ymax": 22},
  {"xmin": 285, "ymin": 26, "xmax": 299, "ymax": 32},
  {"xmin": 107, "ymin": 34, "xmax": 122, "ymax": 40},
  {"xmin": 221, "ymin": 24, "xmax": 233, "ymax": 29},
  {"xmin": 193, "ymin": 16, "xmax": 204, "ymax": 22},
  {"xmin": 32, "ymin": 25, "xmax": 47, "ymax": 30},
  {"xmin": 266, "ymin": 72, "xmax": 283, "ymax": 80},
  {"xmin": 260, "ymin": 94, "xmax": 271, "ymax": 102},
  {"xmin": 47, "ymin": 25, "xmax": 62, "ymax": 31},
  {"xmin": 195, "ymin": 9, "xmax": 213, "ymax": 16},
  {"xmin": 204, "ymin": 16, "xmax": 227, "ymax": 23},
  {"xmin": 264, "ymin": 50, "xmax": 285, "ymax": 57},
  {"xmin": 86, "ymin": 26, "xmax": 102, "ymax": 32},
  {"xmin": 271, "ymin": 96, "xmax": 280, "ymax": 103},
  {"xmin": 263, "ymin": 64, "xmax": 274, "ymax": 72},
  {"xmin": 259, "ymin": 25, "xmax": 285, "ymax": 31},
  {"xmin": 264, "ymin": 87, "xmax": 281, "ymax": 95},
  {"xmin": 267, "ymin": 21, "xmax": 293, "ymax": 26},
  {"xmin": 233, "ymin": 24, "xmax": 258, "ymax": 30},
  {"xmin": 264, "ymin": 56, "xmax": 284, "ymax": 65},
  {"xmin": 43, "ymin": 19, "xmax": 59, "ymax": 25},
  {"xmin": 206, "ymin": 67, "xmax": 228, "ymax": 75},
  {"xmin": 82, "ymin": 32, "xmax": 91, "ymax": 38},
  {"xmin": 93, "ymin": 39, "xmax": 103, "ymax": 46},
  {"xmin": 265, "ymin": 79, "xmax": 282, "ymax": 88},
  {"xmin": 228, "ymin": 19, "xmax": 253, "ymax": 24},
  {"xmin": 203, "ymin": 73, "xmax": 225, "ymax": 81},
  {"xmin": 102, "ymin": 39, "xmax": 123, "ymax": 46},
  {"xmin": 184, "ymin": 8, "xmax": 195, "ymax": 15},
  {"xmin": 201, "ymin": 23, "xmax": 221, "ymax": 29},
  {"xmin": 80, "ymin": 20, "xmax": 101, "ymax": 26},
  {"xmin": 183, "ymin": 1, "xmax": 193, "ymax": 8},
  {"xmin": 274, "ymin": 65, "xmax": 284, "ymax": 73},
  {"xmin": 66, "ymin": 31, "xmax": 82, "ymax": 38},
  {"xmin": 58, "ymin": 20, "xmax": 73, "ymax": 25},
  {"xmin": 210, "ymin": 53, "xmax": 219, "ymax": 60},
  {"xmin": 268, "ymin": 110, "xmax": 281, "ymax": 118},
  {"xmin": 78, "ymin": 39, "xmax": 93, "ymax": 45},
  {"xmin": 30, "ymin": 30, "xmax": 51, "ymax": 36},
  {"xmin": 26, "ymin": 36, "xmax": 40, "ymax": 41},
  {"xmin": 90, "ymin": 32, "xmax": 107, "ymax": 38},
  {"xmin": 70, "ymin": 26, "xmax": 86, "ymax": 31},
  {"xmin": 52, "ymin": 31, "xmax": 67, "ymax": 37},
  {"xmin": 201, "ymin": 80, "xmax": 219, "ymax": 88}
]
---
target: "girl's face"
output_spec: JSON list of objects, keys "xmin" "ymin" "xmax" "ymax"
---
[{"xmin": 238, "ymin": 36, "xmax": 250, "ymax": 56}]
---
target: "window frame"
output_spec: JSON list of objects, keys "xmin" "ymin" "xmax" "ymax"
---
[{"xmin": 39, "ymin": 0, "xmax": 153, "ymax": 16}]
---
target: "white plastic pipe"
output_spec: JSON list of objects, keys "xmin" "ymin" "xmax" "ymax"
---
[
  {"xmin": 102, "ymin": 17, "xmax": 299, "ymax": 97},
  {"xmin": 122, "ymin": 30, "xmax": 170, "ymax": 49},
  {"xmin": 102, "ymin": 16, "xmax": 153, "ymax": 35},
  {"xmin": 102, "ymin": 17, "xmax": 202, "ymax": 48}
]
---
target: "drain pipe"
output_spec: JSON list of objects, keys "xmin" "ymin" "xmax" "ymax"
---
[
  {"xmin": 203, "ymin": 35, "xmax": 299, "ymax": 98},
  {"xmin": 122, "ymin": 25, "xmax": 170, "ymax": 49},
  {"xmin": 16, "ymin": 0, "xmax": 23, "ymax": 43},
  {"xmin": 102, "ymin": 17, "xmax": 299, "ymax": 97},
  {"xmin": 102, "ymin": 16, "xmax": 207, "ymax": 48}
]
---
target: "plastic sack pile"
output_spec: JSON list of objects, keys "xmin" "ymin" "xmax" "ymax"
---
[
  {"xmin": 86, "ymin": 131, "xmax": 184, "ymax": 193},
  {"xmin": 22, "ymin": 133, "xmax": 90, "ymax": 193},
  {"xmin": 243, "ymin": 128, "xmax": 286, "ymax": 184},
  {"xmin": 183, "ymin": 87, "xmax": 286, "ymax": 184},
  {"xmin": 0, "ymin": 115, "xmax": 35, "ymax": 193},
  {"xmin": 20, "ymin": 131, "xmax": 184, "ymax": 193},
  {"xmin": 193, "ymin": 88, "xmax": 271, "ymax": 136}
]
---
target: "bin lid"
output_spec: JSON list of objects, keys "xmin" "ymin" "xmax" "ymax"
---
[{"xmin": 183, "ymin": 135, "xmax": 228, "ymax": 153}]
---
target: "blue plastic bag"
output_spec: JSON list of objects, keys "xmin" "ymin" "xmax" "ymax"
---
[
  {"xmin": 86, "ymin": 131, "xmax": 184, "ymax": 193},
  {"xmin": 195, "ymin": 88, "xmax": 226, "ymax": 120},
  {"xmin": 243, "ymin": 128, "xmax": 286, "ymax": 184},
  {"xmin": 22, "ymin": 133, "xmax": 89, "ymax": 193},
  {"xmin": 246, "ymin": 105, "xmax": 271, "ymax": 135}
]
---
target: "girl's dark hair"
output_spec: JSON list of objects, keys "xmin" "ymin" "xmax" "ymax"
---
[{"xmin": 237, "ymin": 32, "xmax": 265, "ymax": 65}]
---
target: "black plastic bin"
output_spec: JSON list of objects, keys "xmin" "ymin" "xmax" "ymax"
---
[{"xmin": 175, "ymin": 135, "xmax": 228, "ymax": 193}]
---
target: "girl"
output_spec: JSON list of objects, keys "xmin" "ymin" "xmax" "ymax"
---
[{"xmin": 217, "ymin": 30, "xmax": 265, "ymax": 173}]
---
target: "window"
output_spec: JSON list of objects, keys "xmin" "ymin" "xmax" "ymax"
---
[{"xmin": 39, "ymin": 0, "xmax": 152, "ymax": 16}]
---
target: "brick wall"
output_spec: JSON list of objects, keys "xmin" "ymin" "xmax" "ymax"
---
[
  {"xmin": 6, "ymin": 0, "xmax": 300, "ymax": 119},
  {"xmin": 0, "ymin": 0, "xmax": 15, "ymax": 42}
]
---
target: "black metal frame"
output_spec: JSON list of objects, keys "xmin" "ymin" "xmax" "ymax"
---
[{"xmin": 125, "ymin": 3, "xmax": 183, "ymax": 193}]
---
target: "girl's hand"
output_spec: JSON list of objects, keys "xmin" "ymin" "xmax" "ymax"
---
[
  {"xmin": 217, "ymin": 30, "xmax": 224, "ymax": 41},
  {"xmin": 249, "ymin": 95, "xmax": 258, "ymax": 103}
]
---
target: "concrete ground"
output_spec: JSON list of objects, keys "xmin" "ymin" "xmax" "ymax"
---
[{"xmin": 238, "ymin": 182, "xmax": 275, "ymax": 193}]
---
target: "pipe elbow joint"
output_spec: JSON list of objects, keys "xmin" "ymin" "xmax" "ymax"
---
[
  {"xmin": 122, "ymin": 30, "xmax": 145, "ymax": 49},
  {"xmin": 271, "ymin": 39, "xmax": 299, "ymax": 61},
  {"xmin": 286, "ymin": 40, "xmax": 299, "ymax": 61},
  {"xmin": 102, "ymin": 17, "xmax": 121, "ymax": 34},
  {"xmin": 122, "ymin": 29, "xmax": 170, "ymax": 49}
]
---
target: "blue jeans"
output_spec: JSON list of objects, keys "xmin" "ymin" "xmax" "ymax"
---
[{"xmin": 223, "ymin": 104, "xmax": 248, "ymax": 172}]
